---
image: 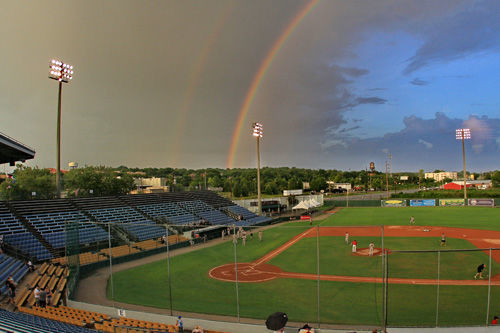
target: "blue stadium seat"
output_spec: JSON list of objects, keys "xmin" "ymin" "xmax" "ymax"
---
[{"xmin": 0, "ymin": 309, "xmax": 94, "ymax": 333}]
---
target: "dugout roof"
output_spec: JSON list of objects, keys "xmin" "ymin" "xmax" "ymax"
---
[{"xmin": 0, "ymin": 131, "xmax": 35, "ymax": 165}]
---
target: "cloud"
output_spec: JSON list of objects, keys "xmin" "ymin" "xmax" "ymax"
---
[
  {"xmin": 355, "ymin": 97, "xmax": 387, "ymax": 105},
  {"xmin": 418, "ymin": 139, "xmax": 433, "ymax": 149},
  {"xmin": 330, "ymin": 64, "xmax": 369, "ymax": 78},
  {"xmin": 320, "ymin": 113, "xmax": 500, "ymax": 171},
  {"xmin": 403, "ymin": 0, "xmax": 500, "ymax": 74},
  {"xmin": 410, "ymin": 78, "xmax": 429, "ymax": 86}
]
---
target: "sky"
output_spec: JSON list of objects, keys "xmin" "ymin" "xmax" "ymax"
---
[{"xmin": 1, "ymin": 0, "xmax": 499, "ymax": 173}]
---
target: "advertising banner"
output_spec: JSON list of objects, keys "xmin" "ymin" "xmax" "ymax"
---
[
  {"xmin": 439, "ymin": 199, "xmax": 465, "ymax": 206},
  {"xmin": 410, "ymin": 199, "xmax": 436, "ymax": 207},
  {"xmin": 381, "ymin": 199, "xmax": 406, "ymax": 207},
  {"xmin": 468, "ymin": 199, "xmax": 494, "ymax": 207},
  {"xmin": 300, "ymin": 215, "xmax": 311, "ymax": 220}
]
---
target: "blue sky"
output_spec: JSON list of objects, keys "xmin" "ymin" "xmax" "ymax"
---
[{"xmin": 0, "ymin": 0, "xmax": 498, "ymax": 172}]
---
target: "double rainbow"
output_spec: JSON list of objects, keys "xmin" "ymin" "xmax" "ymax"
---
[{"xmin": 226, "ymin": 0, "xmax": 320, "ymax": 169}]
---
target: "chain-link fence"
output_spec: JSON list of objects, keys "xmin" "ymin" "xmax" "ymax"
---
[{"xmin": 60, "ymin": 221, "xmax": 500, "ymax": 330}]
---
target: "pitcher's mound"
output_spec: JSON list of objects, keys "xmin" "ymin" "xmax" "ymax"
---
[{"xmin": 352, "ymin": 248, "xmax": 385, "ymax": 256}]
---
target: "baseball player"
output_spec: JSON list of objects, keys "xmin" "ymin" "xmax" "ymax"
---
[
  {"xmin": 369, "ymin": 242, "xmax": 375, "ymax": 256},
  {"xmin": 440, "ymin": 233, "xmax": 446, "ymax": 246},
  {"xmin": 352, "ymin": 240, "xmax": 357, "ymax": 253},
  {"xmin": 409, "ymin": 216, "xmax": 415, "ymax": 225},
  {"xmin": 345, "ymin": 232, "xmax": 349, "ymax": 245},
  {"xmin": 475, "ymin": 263, "xmax": 487, "ymax": 279}
]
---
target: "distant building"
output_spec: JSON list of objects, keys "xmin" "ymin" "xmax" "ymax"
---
[
  {"xmin": 133, "ymin": 177, "xmax": 169, "ymax": 193},
  {"xmin": 443, "ymin": 180, "xmax": 492, "ymax": 190},
  {"xmin": 47, "ymin": 168, "xmax": 69, "ymax": 175},
  {"xmin": 425, "ymin": 172, "xmax": 458, "ymax": 182},
  {"xmin": 327, "ymin": 181, "xmax": 351, "ymax": 191}
]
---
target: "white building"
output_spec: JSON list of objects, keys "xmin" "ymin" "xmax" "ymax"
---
[{"xmin": 425, "ymin": 172, "xmax": 458, "ymax": 182}]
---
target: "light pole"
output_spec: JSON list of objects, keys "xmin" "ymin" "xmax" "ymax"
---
[
  {"xmin": 49, "ymin": 59, "xmax": 74, "ymax": 198},
  {"xmin": 456, "ymin": 128, "xmax": 471, "ymax": 202},
  {"xmin": 252, "ymin": 122, "xmax": 263, "ymax": 215}
]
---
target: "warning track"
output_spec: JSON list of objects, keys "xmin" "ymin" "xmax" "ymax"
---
[{"xmin": 208, "ymin": 226, "xmax": 500, "ymax": 286}]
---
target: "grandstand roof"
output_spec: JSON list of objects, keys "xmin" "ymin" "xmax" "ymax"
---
[{"xmin": 0, "ymin": 131, "xmax": 35, "ymax": 165}]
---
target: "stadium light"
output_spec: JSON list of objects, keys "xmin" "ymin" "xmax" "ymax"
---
[
  {"xmin": 456, "ymin": 128, "xmax": 471, "ymax": 201},
  {"xmin": 252, "ymin": 122, "xmax": 263, "ymax": 215},
  {"xmin": 48, "ymin": 59, "xmax": 74, "ymax": 198}
]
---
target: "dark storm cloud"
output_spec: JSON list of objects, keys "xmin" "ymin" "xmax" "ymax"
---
[
  {"xmin": 403, "ymin": 0, "xmax": 500, "ymax": 74},
  {"xmin": 410, "ymin": 78, "xmax": 429, "ymax": 86},
  {"xmin": 330, "ymin": 65, "xmax": 369, "ymax": 78},
  {"xmin": 354, "ymin": 97, "xmax": 387, "ymax": 105},
  {"xmin": 1, "ymin": 0, "xmax": 499, "ymax": 170}
]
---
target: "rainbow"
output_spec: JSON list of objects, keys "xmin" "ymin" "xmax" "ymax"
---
[
  {"xmin": 226, "ymin": 0, "xmax": 321, "ymax": 169},
  {"xmin": 170, "ymin": 3, "xmax": 234, "ymax": 167}
]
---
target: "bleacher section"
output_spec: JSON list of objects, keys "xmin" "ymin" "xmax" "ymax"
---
[
  {"xmin": 18, "ymin": 263, "xmax": 68, "ymax": 309},
  {"xmin": 178, "ymin": 200, "xmax": 235, "ymax": 225},
  {"xmin": 1, "ymin": 202, "xmax": 52, "ymax": 261},
  {"xmin": 137, "ymin": 202, "xmax": 199, "ymax": 225},
  {"xmin": 225, "ymin": 205, "xmax": 271, "ymax": 225},
  {"xmin": 0, "ymin": 253, "xmax": 29, "ymax": 295},
  {"xmin": 72, "ymin": 196, "xmax": 165, "ymax": 241},
  {"xmin": 0, "ymin": 308, "xmax": 95, "ymax": 333},
  {"xmin": 1, "ymin": 191, "xmax": 272, "ymax": 263},
  {"xmin": 9, "ymin": 199, "xmax": 109, "ymax": 249},
  {"xmin": 87, "ymin": 206, "xmax": 164, "ymax": 241},
  {"xmin": 189, "ymin": 190, "xmax": 235, "ymax": 209}
]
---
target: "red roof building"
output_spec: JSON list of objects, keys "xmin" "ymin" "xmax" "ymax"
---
[{"xmin": 443, "ymin": 180, "xmax": 492, "ymax": 190}]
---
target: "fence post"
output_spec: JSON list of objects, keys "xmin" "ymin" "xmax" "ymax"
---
[
  {"xmin": 316, "ymin": 225, "xmax": 321, "ymax": 328},
  {"xmin": 486, "ymin": 248, "xmax": 492, "ymax": 326},
  {"xmin": 383, "ymin": 248, "xmax": 388, "ymax": 330},
  {"xmin": 436, "ymin": 250, "xmax": 440, "ymax": 327},
  {"xmin": 381, "ymin": 225, "xmax": 386, "ymax": 330},
  {"xmin": 108, "ymin": 223, "xmax": 115, "ymax": 306},
  {"xmin": 165, "ymin": 224, "xmax": 173, "ymax": 316},
  {"xmin": 233, "ymin": 234, "xmax": 240, "ymax": 322}
]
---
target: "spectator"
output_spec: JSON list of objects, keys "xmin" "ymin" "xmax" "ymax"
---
[
  {"xmin": 492, "ymin": 316, "xmax": 499, "ymax": 325},
  {"xmin": 5, "ymin": 278, "xmax": 16, "ymax": 305},
  {"xmin": 298, "ymin": 323, "xmax": 314, "ymax": 332},
  {"xmin": 45, "ymin": 287, "xmax": 53, "ymax": 306},
  {"xmin": 39, "ymin": 288, "xmax": 47, "ymax": 308},
  {"xmin": 34, "ymin": 287, "xmax": 41, "ymax": 307},
  {"xmin": 27, "ymin": 260, "xmax": 35, "ymax": 272},
  {"xmin": 176, "ymin": 316, "xmax": 183, "ymax": 332},
  {"xmin": 192, "ymin": 325, "xmax": 203, "ymax": 333}
]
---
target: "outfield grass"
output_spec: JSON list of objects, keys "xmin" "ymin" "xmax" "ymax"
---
[
  {"xmin": 269, "ymin": 236, "xmax": 500, "ymax": 280},
  {"xmin": 110, "ymin": 207, "xmax": 500, "ymax": 327},
  {"xmin": 319, "ymin": 207, "xmax": 500, "ymax": 230}
]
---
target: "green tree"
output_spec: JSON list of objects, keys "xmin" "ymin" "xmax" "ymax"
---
[
  {"xmin": 491, "ymin": 171, "xmax": 500, "ymax": 187},
  {"xmin": 64, "ymin": 166, "xmax": 135, "ymax": 197},
  {"xmin": 310, "ymin": 176, "xmax": 326, "ymax": 192},
  {"xmin": 0, "ymin": 165, "xmax": 56, "ymax": 200}
]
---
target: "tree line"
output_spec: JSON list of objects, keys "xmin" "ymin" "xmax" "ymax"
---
[{"xmin": 1, "ymin": 165, "xmax": 498, "ymax": 200}]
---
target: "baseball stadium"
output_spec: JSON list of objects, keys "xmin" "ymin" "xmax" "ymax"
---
[
  {"xmin": 1, "ymin": 135, "xmax": 500, "ymax": 333},
  {"xmin": 2, "ymin": 2, "xmax": 500, "ymax": 333}
]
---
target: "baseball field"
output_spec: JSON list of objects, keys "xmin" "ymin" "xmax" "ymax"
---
[{"xmin": 109, "ymin": 207, "xmax": 500, "ymax": 327}]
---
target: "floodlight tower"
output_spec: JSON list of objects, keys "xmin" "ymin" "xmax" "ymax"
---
[
  {"xmin": 252, "ymin": 122, "xmax": 263, "ymax": 215},
  {"xmin": 456, "ymin": 128, "xmax": 471, "ymax": 201},
  {"xmin": 48, "ymin": 59, "xmax": 74, "ymax": 198}
]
